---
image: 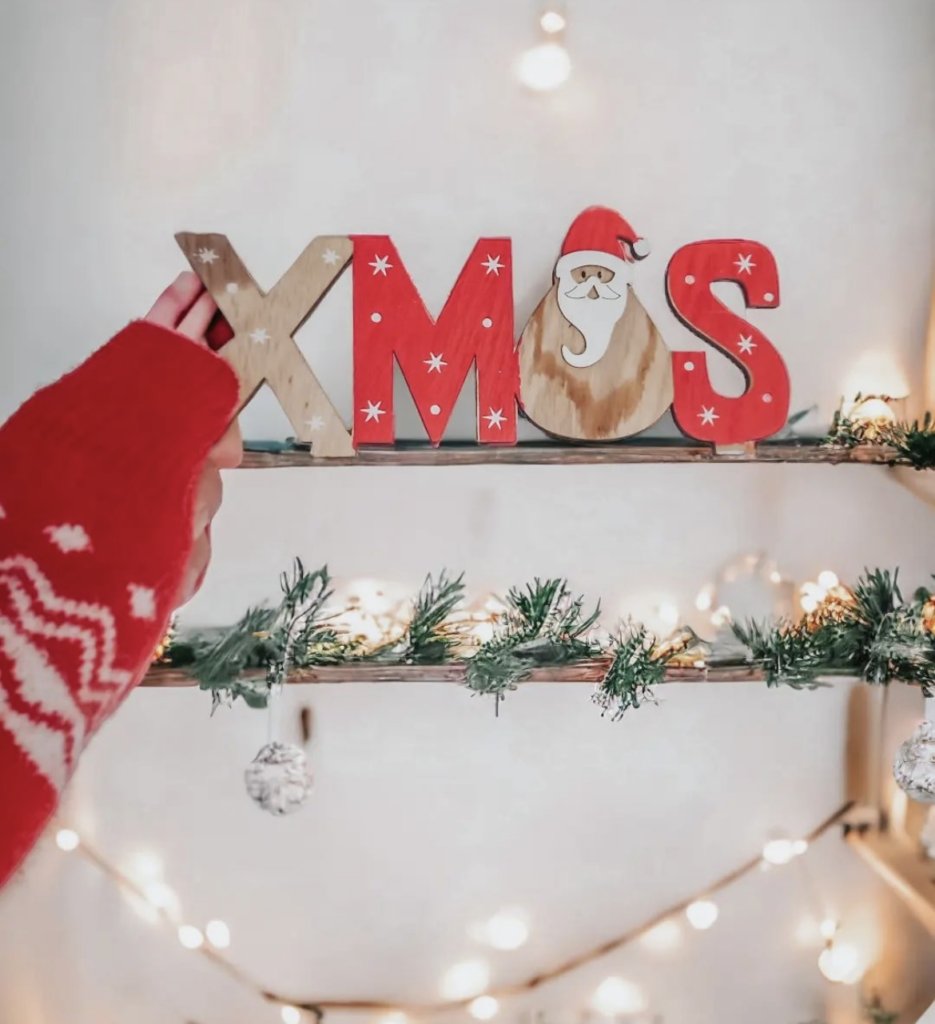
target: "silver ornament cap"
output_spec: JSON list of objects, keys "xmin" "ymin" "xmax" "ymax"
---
[
  {"xmin": 245, "ymin": 741, "xmax": 312, "ymax": 816},
  {"xmin": 893, "ymin": 720, "xmax": 935, "ymax": 804}
]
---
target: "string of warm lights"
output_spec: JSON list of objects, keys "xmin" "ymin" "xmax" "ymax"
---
[
  {"xmin": 51, "ymin": 801, "xmax": 859, "ymax": 1021},
  {"xmin": 515, "ymin": 7, "xmax": 571, "ymax": 91}
]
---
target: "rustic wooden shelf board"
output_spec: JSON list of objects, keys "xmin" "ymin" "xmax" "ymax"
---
[
  {"xmin": 142, "ymin": 663, "xmax": 856, "ymax": 687},
  {"xmin": 239, "ymin": 440, "xmax": 897, "ymax": 470}
]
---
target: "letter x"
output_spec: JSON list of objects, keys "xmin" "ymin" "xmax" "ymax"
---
[{"xmin": 176, "ymin": 232, "xmax": 355, "ymax": 458}]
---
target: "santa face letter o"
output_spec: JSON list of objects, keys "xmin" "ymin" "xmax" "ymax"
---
[{"xmin": 517, "ymin": 206, "xmax": 673, "ymax": 441}]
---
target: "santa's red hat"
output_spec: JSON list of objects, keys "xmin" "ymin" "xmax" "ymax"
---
[{"xmin": 558, "ymin": 206, "xmax": 650, "ymax": 272}]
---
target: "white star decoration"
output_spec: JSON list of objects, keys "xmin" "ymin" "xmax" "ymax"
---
[
  {"xmin": 45, "ymin": 524, "xmax": 91, "ymax": 553},
  {"xmin": 737, "ymin": 334, "xmax": 757, "ymax": 354},
  {"xmin": 735, "ymin": 253, "xmax": 756, "ymax": 275},
  {"xmin": 698, "ymin": 406, "xmax": 719, "ymax": 426},
  {"xmin": 306, "ymin": 415, "xmax": 325, "ymax": 433},
  {"xmin": 424, "ymin": 352, "xmax": 447, "ymax": 373},
  {"xmin": 484, "ymin": 408, "xmax": 506, "ymax": 430},
  {"xmin": 249, "ymin": 327, "xmax": 271, "ymax": 345},
  {"xmin": 322, "ymin": 248, "xmax": 340, "ymax": 266},
  {"xmin": 482, "ymin": 254, "xmax": 504, "ymax": 276},
  {"xmin": 361, "ymin": 400, "xmax": 385, "ymax": 422},
  {"xmin": 128, "ymin": 584, "xmax": 157, "ymax": 621},
  {"xmin": 369, "ymin": 255, "xmax": 393, "ymax": 276},
  {"xmin": 196, "ymin": 248, "xmax": 219, "ymax": 265}
]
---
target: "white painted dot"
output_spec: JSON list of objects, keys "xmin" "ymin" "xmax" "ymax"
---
[
  {"xmin": 763, "ymin": 393, "xmax": 773, "ymax": 403},
  {"xmin": 482, "ymin": 317, "xmax": 493, "ymax": 328},
  {"xmin": 764, "ymin": 292, "xmax": 774, "ymax": 302},
  {"xmin": 371, "ymin": 312, "xmax": 382, "ymax": 323},
  {"xmin": 684, "ymin": 275, "xmax": 695, "ymax": 285},
  {"xmin": 225, "ymin": 282, "xmax": 239, "ymax": 294},
  {"xmin": 684, "ymin": 361, "xmax": 695, "ymax": 372},
  {"xmin": 430, "ymin": 404, "xmax": 441, "ymax": 415}
]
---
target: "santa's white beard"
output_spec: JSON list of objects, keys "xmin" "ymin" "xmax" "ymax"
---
[{"xmin": 556, "ymin": 261, "xmax": 630, "ymax": 369}]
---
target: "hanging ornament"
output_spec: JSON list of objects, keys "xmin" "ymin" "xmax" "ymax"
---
[
  {"xmin": 893, "ymin": 721, "xmax": 935, "ymax": 804},
  {"xmin": 245, "ymin": 741, "xmax": 312, "ymax": 816}
]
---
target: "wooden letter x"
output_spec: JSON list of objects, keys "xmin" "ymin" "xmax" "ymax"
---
[{"xmin": 176, "ymin": 232, "xmax": 355, "ymax": 458}]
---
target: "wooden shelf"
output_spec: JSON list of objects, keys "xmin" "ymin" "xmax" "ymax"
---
[
  {"xmin": 239, "ymin": 440, "xmax": 898, "ymax": 470},
  {"xmin": 142, "ymin": 662, "xmax": 850, "ymax": 687}
]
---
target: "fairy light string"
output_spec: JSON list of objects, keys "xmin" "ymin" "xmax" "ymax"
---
[{"xmin": 55, "ymin": 801, "xmax": 854, "ymax": 1019}]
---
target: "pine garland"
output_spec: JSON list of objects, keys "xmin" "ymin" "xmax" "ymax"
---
[
  {"xmin": 825, "ymin": 397, "xmax": 935, "ymax": 470},
  {"xmin": 159, "ymin": 561, "xmax": 935, "ymax": 713},
  {"xmin": 734, "ymin": 569, "xmax": 935, "ymax": 695}
]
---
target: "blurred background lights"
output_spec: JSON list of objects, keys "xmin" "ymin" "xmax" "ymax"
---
[
  {"xmin": 818, "ymin": 942, "xmax": 865, "ymax": 984},
  {"xmin": 441, "ymin": 960, "xmax": 490, "ymax": 1000},
  {"xmin": 475, "ymin": 909, "xmax": 529, "ymax": 950},
  {"xmin": 640, "ymin": 919, "xmax": 682, "ymax": 952},
  {"xmin": 177, "ymin": 924, "xmax": 204, "ymax": 950},
  {"xmin": 55, "ymin": 828, "xmax": 80, "ymax": 851},
  {"xmin": 516, "ymin": 42, "xmax": 571, "ymax": 91},
  {"xmin": 591, "ymin": 977, "xmax": 647, "ymax": 1015},
  {"xmin": 540, "ymin": 10, "xmax": 566, "ymax": 33},
  {"xmin": 685, "ymin": 899, "xmax": 719, "ymax": 930},
  {"xmin": 206, "ymin": 919, "xmax": 231, "ymax": 948},
  {"xmin": 469, "ymin": 996, "xmax": 500, "ymax": 1021}
]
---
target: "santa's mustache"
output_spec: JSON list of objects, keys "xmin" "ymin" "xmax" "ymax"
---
[{"xmin": 562, "ymin": 278, "xmax": 622, "ymax": 300}]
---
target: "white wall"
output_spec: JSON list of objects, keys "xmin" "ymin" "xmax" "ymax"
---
[{"xmin": 2, "ymin": 1, "xmax": 935, "ymax": 1022}]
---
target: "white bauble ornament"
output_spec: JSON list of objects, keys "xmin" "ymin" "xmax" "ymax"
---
[
  {"xmin": 245, "ymin": 741, "xmax": 312, "ymax": 816},
  {"xmin": 893, "ymin": 721, "xmax": 935, "ymax": 804}
]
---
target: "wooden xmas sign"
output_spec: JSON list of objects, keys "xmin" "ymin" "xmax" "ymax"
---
[{"xmin": 178, "ymin": 206, "xmax": 790, "ymax": 457}]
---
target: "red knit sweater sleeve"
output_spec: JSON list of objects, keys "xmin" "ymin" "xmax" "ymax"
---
[{"xmin": 0, "ymin": 321, "xmax": 239, "ymax": 888}]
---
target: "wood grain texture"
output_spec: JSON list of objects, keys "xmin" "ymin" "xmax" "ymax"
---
[
  {"xmin": 176, "ymin": 232, "xmax": 355, "ymax": 458},
  {"xmin": 667, "ymin": 239, "xmax": 790, "ymax": 445},
  {"xmin": 518, "ymin": 283, "xmax": 673, "ymax": 441},
  {"xmin": 848, "ymin": 828, "xmax": 935, "ymax": 937},
  {"xmin": 141, "ymin": 663, "xmax": 846, "ymax": 687},
  {"xmin": 351, "ymin": 236, "xmax": 518, "ymax": 446},
  {"xmin": 235, "ymin": 441, "xmax": 899, "ymax": 469}
]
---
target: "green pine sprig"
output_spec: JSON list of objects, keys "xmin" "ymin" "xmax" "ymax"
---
[
  {"xmin": 825, "ymin": 396, "xmax": 935, "ymax": 469},
  {"xmin": 592, "ymin": 622, "xmax": 665, "ymax": 720},
  {"xmin": 367, "ymin": 571, "xmax": 466, "ymax": 665},
  {"xmin": 464, "ymin": 579, "xmax": 601, "ymax": 697}
]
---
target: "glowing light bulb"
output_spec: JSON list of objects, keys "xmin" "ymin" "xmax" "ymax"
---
[
  {"xmin": 817, "ymin": 571, "xmax": 839, "ymax": 590},
  {"xmin": 178, "ymin": 924, "xmax": 204, "ymax": 950},
  {"xmin": 476, "ymin": 910, "xmax": 529, "ymax": 950},
  {"xmin": 769, "ymin": 570, "xmax": 782, "ymax": 584},
  {"xmin": 381, "ymin": 1014, "xmax": 407, "ymax": 1024},
  {"xmin": 851, "ymin": 397, "xmax": 897, "ymax": 425},
  {"xmin": 640, "ymin": 919, "xmax": 682, "ymax": 952},
  {"xmin": 695, "ymin": 588, "xmax": 713, "ymax": 612},
  {"xmin": 818, "ymin": 942, "xmax": 864, "ymax": 984},
  {"xmin": 441, "ymin": 961, "xmax": 490, "ymax": 1000},
  {"xmin": 657, "ymin": 601, "xmax": 679, "ymax": 629},
  {"xmin": 686, "ymin": 899, "xmax": 719, "ymax": 930},
  {"xmin": 540, "ymin": 10, "xmax": 566, "ymax": 33},
  {"xmin": 281, "ymin": 1007, "xmax": 301, "ymax": 1024},
  {"xmin": 819, "ymin": 918, "xmax": 838, "ymax": 941},
  {"xmin": 762, "ymin": 838, "xmax": 797, "ymax": 865},
  {"xmin": 800, "ymin": 595, "xmax": 819, "ymax": 614},
  {"xmin": 469, "ymin": 997, "xmax": 500, "ymax": 1021},
  {"xmin": 793, "ymin": 839, "xmax": 808, "ymax": 856},
  {"xmin": 516, "ymin": 42, "xmax": 571, "ymax": 91},
  {"xmin": 591, "ymin": 977, "xmax": 647, "ymax": 1015},
  {"xmin": 55, "ymin": 828, "xmax": 80, "ymax": 852},
  {"xmin": 206, "ymin": 919, "xmax": 231, "ymax": 948},
  {"xmin": 143, "ymin": 880, "xmax": 177, "ymax": 913}
]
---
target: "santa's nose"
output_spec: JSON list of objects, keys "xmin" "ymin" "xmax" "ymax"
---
[{"xmin": 587, "ymin": 284, "xmax": 600, "ymax": 299}]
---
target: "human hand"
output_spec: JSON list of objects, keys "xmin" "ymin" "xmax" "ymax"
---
[{"xmin": 144, "ymin": 271, "xmax": 242, "ymax": 604}]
